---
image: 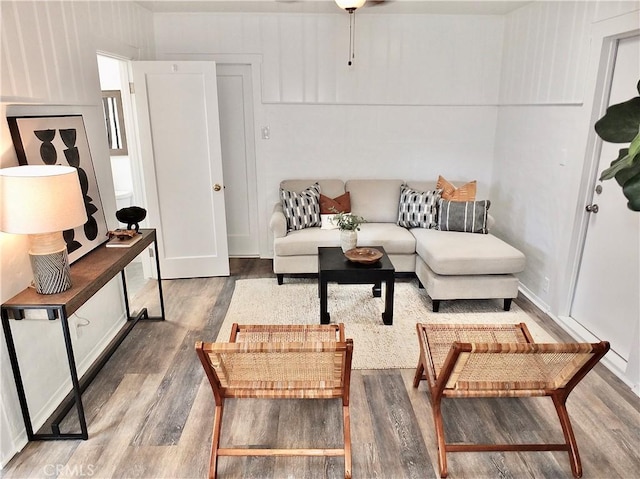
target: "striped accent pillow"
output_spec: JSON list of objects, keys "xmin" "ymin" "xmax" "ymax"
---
[
  {"xmin": 280, "ymin": 183, "xmax": 321, "ymax": 231},
  {"xmin": 437, "ymin": 199, "xmax": 490, "ymax": 234},
  {"xmin": 397, "ymin": 185, "xmax": 441, "ymax": 229}
]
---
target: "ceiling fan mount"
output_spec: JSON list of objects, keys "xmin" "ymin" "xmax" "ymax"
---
[{"xmin": 334, "ymin": 0, "xmax": 376, "ymax": 66}]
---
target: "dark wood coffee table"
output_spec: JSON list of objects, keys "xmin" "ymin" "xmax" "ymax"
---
[{"xmin": 318, "ymin": 246, "xmax": 395, "ymax": 325}]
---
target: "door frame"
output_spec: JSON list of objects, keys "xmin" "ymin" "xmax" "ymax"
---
[
  {"xmin": 155, "ymin": 53, "xmax": 269, "ymax": 258},
  {"xmin": 96, "ymin": 51, "xmax": 155, "ymax": 279},
  {"xmin": 559, "ymin": 12, "xmax": 639, "ymax": 387}
]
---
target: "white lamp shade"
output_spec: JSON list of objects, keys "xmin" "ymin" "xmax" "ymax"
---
[
  {"xmin": 335, "ymin": 0, "xmax": 366, "ymax": 10},
  {"xmin": 0, "ymin": 165, "xmax": 88, "ymax": 234}
]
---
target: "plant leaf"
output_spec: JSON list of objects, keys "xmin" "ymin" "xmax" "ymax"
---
[
  {"xmin": 600, "ymin": 131, "xmax": 640, "ymax": 181},
  {"xmin": 615, "ymin": 152, "xmax": 640, "ymax": 187},
  {"xmin": 594, "ymin": 97, "xmax": 640, "ymax": 143},
  {"xmin": 622, "ymin": 170, "xmax": 640, "ymax": 211}
]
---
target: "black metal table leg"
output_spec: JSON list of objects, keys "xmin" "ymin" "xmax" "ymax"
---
[
  {"xmin": 57, "ymin": 309, "xmax": 88, "ymax": 439},
  {"xmin": 153, "ymin": 237, "xmax": 166, "ymax": 321},
  {"xmin": 1, "ymin": 311, "xmax": 35, "ymax": 440}
]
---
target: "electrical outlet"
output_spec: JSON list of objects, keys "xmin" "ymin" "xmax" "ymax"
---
[{"xmin": 543, "ymin": 277, "xmax": 550, "ymax": 293}]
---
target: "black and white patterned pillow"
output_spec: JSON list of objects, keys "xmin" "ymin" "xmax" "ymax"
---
[
  {"xmin": 397, "ymin": 185, "xmax": 441, "ymax": 229},
  {"xmin": 437, "ymin": 199, "xmax": 491, "ymax": 234},
  {"xmin": 280, "ymin": 183, "xmax": 321, "ymax": 231}
]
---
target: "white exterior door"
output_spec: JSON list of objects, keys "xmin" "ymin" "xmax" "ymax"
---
[
  {"xmin": 571, "ymin": 36, "xmax": 640, "ymax": 372},
  {"xmin": 216, "ymin": 64, "xmax": 260, "ymax": 257},
  {"xmin": 132, "ymin": 61, "xmax": 229, "ymax": 278}
]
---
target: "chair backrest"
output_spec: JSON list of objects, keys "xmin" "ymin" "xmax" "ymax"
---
[
  {"xmin": 196, "ymin": 324, "xmax": 353, "ymax": 403},
  {"xmin": 417, "ymin": 323, "xmax": 610, "ymax": 398}
]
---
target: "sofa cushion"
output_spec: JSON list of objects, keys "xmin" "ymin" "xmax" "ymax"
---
[
  {"xmin": 437, "ymin": 199, "xmax": 490, "ymax": 234},
  {"xmin": 397, "ymin": 185, "xmax": 440, "ymax": 229},
  {"xmin": 437, "ymin": 175, "xmax": 477, "ymax": 201},
  {"xmin": 412, "ymin": 228, "xmax": 525, "ymax": 275},
  {"xmin": 346, "ymin": 179, "xmax": 404, "ymax": 223},
  {"xmin": 280, "ymin": 183, "xmax": 321, "ymax": 231},
  {"xmin": 274, "ymin": 223, "xmax": 416, "ymax": 256},
  {"xmin": 274, "ymin": 227, "xmax": 342, "ymax": 256},
  {"xmin": 356, "ymin": 223, "xmax": 416, "ymax": 254}
]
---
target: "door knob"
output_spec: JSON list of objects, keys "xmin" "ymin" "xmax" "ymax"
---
[
  {"xmin": 213, "ymin": 184, "xmax": 222, "ymax": 191},
  {"xmin": 585, "ymin": 204, "xmax": 599, "ymax": 213}
]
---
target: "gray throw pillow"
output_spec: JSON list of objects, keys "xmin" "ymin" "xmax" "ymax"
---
[
  {"xmin": 280, "ymin": 183, "xmax": 321, "ymax": 231},
  {"xmin": 397, "ymin": 185, "xmax": 441, "ymax": 229},
  {"xmin": 437, "ymin": 199, "xmax": 491, "ymax": 234}
]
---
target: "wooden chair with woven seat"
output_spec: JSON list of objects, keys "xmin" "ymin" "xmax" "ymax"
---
[
  {"xmin": 196, "ymin": 323, "xmax": 354, "ymax": 479},
  {"xmin": 413, "ymin": 322, "xmax": 609, "ymax": 478}
]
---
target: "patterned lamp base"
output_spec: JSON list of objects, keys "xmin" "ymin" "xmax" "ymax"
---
[{"xmin": 30, "ymin": 249, "xmax": 72, "ymax": 294}]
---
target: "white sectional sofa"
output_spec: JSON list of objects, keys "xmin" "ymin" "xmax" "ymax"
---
[{"xmin": 270, "ymin": 179, "xmax": 526, "ymax": 311}]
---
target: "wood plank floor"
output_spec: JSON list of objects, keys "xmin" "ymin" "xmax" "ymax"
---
[{"xmin": 2, "ymin": 258, "xmax": 639, "ymax": 478}]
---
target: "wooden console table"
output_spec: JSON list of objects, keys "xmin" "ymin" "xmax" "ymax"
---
[{"xmin": 1, "ymin": 228, "xmax": 165, "ymax": 440}]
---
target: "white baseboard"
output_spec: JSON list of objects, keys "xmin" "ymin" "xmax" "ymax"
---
[
  {"xmin": 518, "ymin": 286, "xmax": 638, "ymax": 396},
  {"xmin": 2, "ymin": 313, "xmax": 127, "ymax": 468},
  {"xmin": 518, "ymin": 283, "xmax": 550, "ymax": 313}
]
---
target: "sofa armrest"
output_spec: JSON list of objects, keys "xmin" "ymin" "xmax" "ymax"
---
[{"xmin": 270, "ymin": 202, "xmax": 287, "ymax": 238}]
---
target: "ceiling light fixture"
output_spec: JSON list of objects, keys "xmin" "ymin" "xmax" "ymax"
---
[{"xmin": 335, "ymin": 0, "xmax": 367, "ymax": 66}]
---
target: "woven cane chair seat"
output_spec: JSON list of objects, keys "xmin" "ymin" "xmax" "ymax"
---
[
  {"xmin": 413, "ymin": 322, "xmax": 609, "ymax": 478},
  {"xmin": 196, "ymin": 323, "xmax": 353, "ymax": 479}
]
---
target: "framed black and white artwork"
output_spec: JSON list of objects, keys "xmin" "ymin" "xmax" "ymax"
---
[{"xmin": 7, "ymin": 114, "xmax": 109, "ymax": 263}]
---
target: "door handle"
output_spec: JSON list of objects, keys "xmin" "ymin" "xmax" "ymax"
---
[
  {"xmin": 213, "ymin": 184, "xmax": 222, "ymax": 192},
  {"xmin": 585, "ymin": 204, "xmax": 599, "ymax": 213}
]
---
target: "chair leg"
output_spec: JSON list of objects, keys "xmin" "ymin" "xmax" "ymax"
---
[
  {"xmin": 503, "ymin": 298, "xmax": 513, "ymax": 311},
  {"xmin": 413, "ymin": 358, "xmax": 425, "ymax": 388},
  {"xmin": 209, "ymin": 403, "xmax": 224, "ymax": 479},
  {"xmin": 431, "ymin": 397, "xmax": 448, "ymax": 478},
  {"xmin": 552, "ymin": 395, "xmax": 583, "ymax": 478},
  {"xmin": 343, "ymin": 405, "xmax": 352, "ymax": 479},
  {"xmin": 277, "ymin": 274, "xmax": 284, "ymax": 285}
]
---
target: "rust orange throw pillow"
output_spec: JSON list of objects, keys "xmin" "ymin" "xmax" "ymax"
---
[
  {"xmin": 436, "ymin": 176, "xmax": 477, "ymax": 201},
  {"xmin": 320, "ymin": 192, "xmax": 351, "ymax": 214}
]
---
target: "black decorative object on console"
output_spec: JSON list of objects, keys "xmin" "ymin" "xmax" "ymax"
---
[{"xmin": 116, "ymin": 206, "xmax": 147, "ymax": 232}]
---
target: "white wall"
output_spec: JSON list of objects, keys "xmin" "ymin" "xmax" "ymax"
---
[
  {"xmin": 0, "ymin": 0, "xmax": 154, "ymax": 466},
  {"xmin": 155, "ymin": 12, "xmax": 504, "ymax": 105},
  {"xmin": 492, "ymin": 0, "xmax": 640, "ymax": 313},
  {"xmin": 153, "ymin": 12, "xmax": 506, "ymax": 257}
]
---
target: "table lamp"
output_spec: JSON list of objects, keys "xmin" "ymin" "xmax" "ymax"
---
[{"xmin": 0, "ymin": 165, "xmax": 88, "ymax": 294}]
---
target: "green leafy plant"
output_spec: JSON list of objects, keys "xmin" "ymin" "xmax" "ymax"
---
[
  {"xmin": 594, "ymin": 79, "xmax": 640, "ymax": 211},
  {"xmin": 330, "ymin": 208, "xmax": 366, "ymax": 231}
]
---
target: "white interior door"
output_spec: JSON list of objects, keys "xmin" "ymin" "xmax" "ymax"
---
[
  {"xmin": 571, "ymin": 36, "xmax": 640, "ymax": 365},
  {"xmin": 216, "ymin": 64, "xmax": 259, "ymax": 257},
  {"xmin": 132, "ymin": 61, "xmax": 229, "ymax": 278}
]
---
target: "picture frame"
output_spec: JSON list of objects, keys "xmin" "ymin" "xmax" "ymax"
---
[{"xmin": 7, "ymin": 114, "xmax": 109, "ymax": 263}]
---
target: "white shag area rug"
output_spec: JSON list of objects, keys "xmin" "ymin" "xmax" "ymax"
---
[{"xmin": 217, "ymin": 278, "xmax": 554, "ymax": 370}]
